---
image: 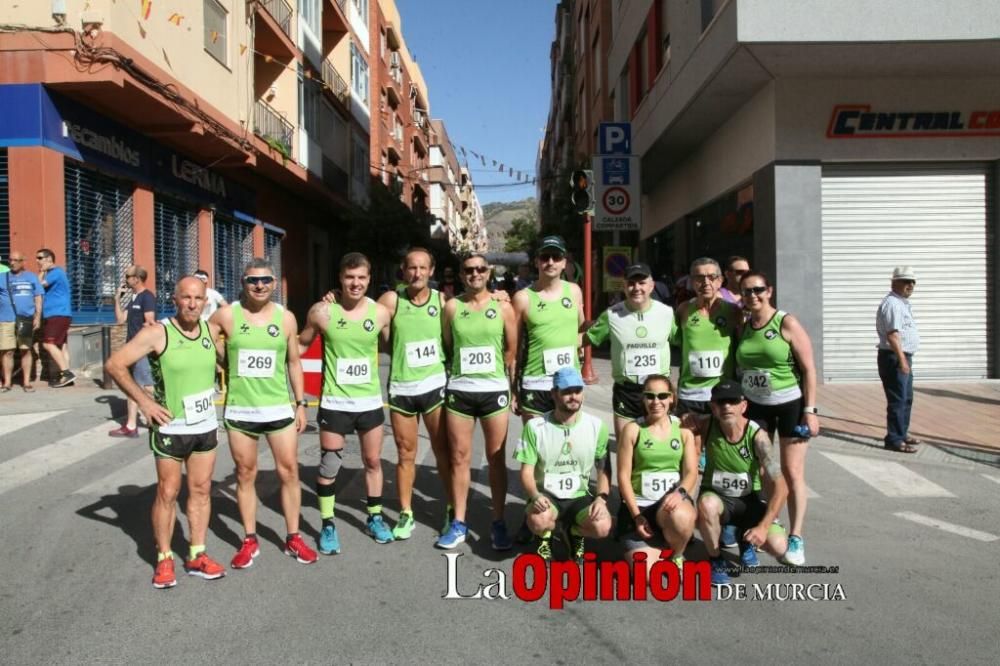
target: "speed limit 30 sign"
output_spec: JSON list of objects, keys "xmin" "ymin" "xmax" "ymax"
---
[
  {"xmin": 592, "ymin": 155, "xmax": 641, "ymax": 231},
  {"xmin": 603, "ymin": 187, "xmax": 629, "ymax": 215}
]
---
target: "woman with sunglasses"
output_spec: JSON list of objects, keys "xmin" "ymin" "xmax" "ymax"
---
[
  {"xmin": 735, "ymin": 272, "xmax": 819, "ymax": 567},
  {"xmin": 437, "ymin": 254, "xmax": 518, "ymax": 550},
  {"xmin": 617, "ymin": 375, "xmax": 697, "ymax": 572}
]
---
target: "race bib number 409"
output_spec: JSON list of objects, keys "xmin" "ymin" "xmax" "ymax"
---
[{"xmin": 336, "ymin": 358, "xmax": 371, "ymax": 385}]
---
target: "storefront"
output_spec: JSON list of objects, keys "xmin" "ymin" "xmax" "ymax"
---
[
  {"xmin": 0, "ymin": 83, "xmax": 284, "ymax": 323},
  {"xmin": 641, "ymin": 79, "xmax": 1000, "ymax": 381}
]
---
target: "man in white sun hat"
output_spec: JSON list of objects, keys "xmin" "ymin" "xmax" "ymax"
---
[{"xmin": 875, "ymin": 266, "xmax": 920, "ymax": 453}]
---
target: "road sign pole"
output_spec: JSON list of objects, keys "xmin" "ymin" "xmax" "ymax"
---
[{"xmin": 582, "ymin": 212, "xmax": 597, "ymax": 385}]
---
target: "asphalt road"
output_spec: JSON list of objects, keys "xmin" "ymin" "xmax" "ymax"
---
[{"xmin": 1, "ymin": 366, "xmax": 997, "ymax": 664}]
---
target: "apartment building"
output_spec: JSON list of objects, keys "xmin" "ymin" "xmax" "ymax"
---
[
  {"xmin": 369, "ymin": 0, "xmax": 432, "ymax": 220},
  {"xmin": 0, "ymin": 0, "xmax": 370, "ymax": 325},
  {"xmin": 603, "ymin": 0, "xmax": 1000, "ymax": 381},
  {"xmin": 458, "ymin": 166, "xmax": 487, "ymax": 254},
  {"xmin": 426, "ymin": 119, "xmax": 461, "ymax": 248}
]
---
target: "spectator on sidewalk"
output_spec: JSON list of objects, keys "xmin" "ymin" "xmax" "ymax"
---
[
  {"xmin": 876, "ymin": 266, "xmax": 920, "ymax": 454},
  {"xmin": 110, "ymin": 265, "xmax": 156, "ymax": 437},
  {"xmin": 0, "ymin": 256, "xmax": 15, "ymax": 392},
  {"xmin": 719, "ymin": 255, "xmax": 750, "ymax": 307},
  {"xmin": 193, "ymin": 269, "xmax": 228, "ymax": 321},
  {"xmin": 3, "ymin": 252, "xmax": 43, "ymax": 391},
  {"xmin": 36, "ymin": 248, "xmax": 75, "ymax": 387}
]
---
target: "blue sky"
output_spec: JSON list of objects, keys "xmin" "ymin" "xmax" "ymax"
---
[{"xmin": 397, "ymin": 0, "xmax": 556, "ymax": 205}]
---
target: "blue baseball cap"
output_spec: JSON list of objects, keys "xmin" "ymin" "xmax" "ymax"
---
[{"xmin": 552, "ymin": 367, "xmax": 584, "ymax": 390}]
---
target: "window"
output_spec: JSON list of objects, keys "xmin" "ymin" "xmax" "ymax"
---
[
  {"xmin": 637, "ymin": 28, "xmax": 649, "ymax": 98},
  {"xmin": 351, "ymin": 42, "xmax": 369, "ymax": 108},
  {"xmin": 618, "ymin": 65, "xmax": 629, "ymax": 119},
  {"xmin": 212, "ymin": 213, "xmax": 254, "ymax": 303},
  {"xmin": 659, "ymin": 0, "xmax": 671, "ymax": 65},
  {"xmin": 203, "ymin": 0, "xmax": 228, "ymax": 66},
  {"xmin": 264, "ymin": 226, "xmax": 284, "ymax": 304},
  {"xmin": 350, "ymin": 134, "xmax": 369, "ymax": 205},
  {"xmin": 300, "ymin": 73, "xmax": 321, "ymax": 136},
  {"xmin": 592, "ymin": 32, "xmax": 601, "ymax": 98},
  {"xmin": 301, "ymin": 0, "xmax": 321, "ymax": 36},
  {"xmin": 380, "ymin": 28, "xmax": 387, "ymax": 60},
  {"xmin": 153, "ymin": 196, "xmax": 198, "ymax": 316},
  {"xmin": 353, "ymin": 0, "xmax": 369, "ymax": 19}
]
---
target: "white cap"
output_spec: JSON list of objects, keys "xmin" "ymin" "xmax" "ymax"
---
[{"xmin": 892, "ymin": 266, "xmax": 916, "ymax": 281}]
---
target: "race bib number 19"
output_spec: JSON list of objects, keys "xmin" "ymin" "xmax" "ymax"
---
[
  {"xmin": 543, "ymin": 473, "xmax": 580, "ymax": 499},
  {"xmin": 237, "ymin": 349, "xmax": 276, "ymax": 378}
]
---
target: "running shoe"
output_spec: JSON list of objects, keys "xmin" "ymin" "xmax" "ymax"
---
[
  {"xmin": 392, "ymin": 511, "xmax": 416, "ymax": 540},
  {"xmin": 285, "ymin": 534, "xmax": 318, "ymax": 564},
  {"xmin": 108, "ymin": 425, "xmax": 139, "ymax": 438},
  {"xmin": 366, "ymin": 515, "xmax": 395, "ymax": 544},
  {"xmin": 435, "ymin": 519, "xmax": 468, "ymax": 549},
  {"xmin": 782, "ymin": 534, "xmax": 806, "ymax": 566},
  {"xmin": 710, "ymin": 557, "xmax": 732, "ymax": 585},
  {"xmin": 739, "ymin": 540, "xmax": 760, "ymax": 568},
  {"xmin": 231, "ymin": 536, "xmax": 260, "ymax": 569},
  {"xmin": 719, "ymin": 524, "xmax": 738, "ymax": 549},
  {"xmin": 318, "ymin": 523, "xmax": 341, "ymax": 555},
  {"xmin": 536, "ymin": 537, "xmax": 553, "ymax": 561},
  {"xmin": 490, "ymin": 520, "xmax": 513, "ymax": 551},
  {"xmin": 440, "ymin": 505, "xmax": 455, "ymax": 536},
  {"xmin": 152, "ymin": 557, "xmax": 177, "ymax": 589},
  {"xmin": 570, "ymin": 533, "xmax": 586, "ymax": 563},
  {"xmin": 184, "ymin": 552, "xmax": 226, "ymax": 580},
  {"xmin": 50, "ymin": 370, "xmax": 76, "ymax": 388}
]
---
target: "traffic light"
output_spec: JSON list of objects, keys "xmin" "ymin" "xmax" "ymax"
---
[{"xmin": 570, "ymin": 169, "xmax": 594, "ymax": 215}]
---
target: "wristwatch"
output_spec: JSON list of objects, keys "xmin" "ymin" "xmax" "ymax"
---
[
  {"xmin": 802, "ymin": 406, "xmax": 818, "ymax": 414},
  {"xmin": 295, "ymin": 399, "xmax": 309, "ymax": 407}
]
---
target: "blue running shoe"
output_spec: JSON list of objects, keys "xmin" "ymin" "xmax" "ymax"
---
[
  {"xmin": 739, "ymin": 540, "xmax": 760, "ymax": 568},
  {"xmin": 490, "ymin": 520, "xmax": 513, "ymax": 551},
  {"xmin": 710, "ymin": 557, "xmax": 732, "ymax": 585},
  {"xmin": 719, "ymin": 524, "xmax": 738, "ymax": 549},
  {"xmin": 318, "ymin": 523, "xmax": 341, "ymax": 555},
  {"xmin": 366, "ymin": 515, "xmax": 395, "ymax": 544},
  {"xmin": 436, "ymin": 520, "xmax": 468, "ymax": 549}
]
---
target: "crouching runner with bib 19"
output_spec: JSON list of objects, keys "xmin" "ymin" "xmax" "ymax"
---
[
  {"xmin": 617, "ymin": 375, "xmax": 696, "ymax": 574},
  {"xmin": 697, "ymin": 380, "xmax": 789, "ymax": 585},
  {"xmin": 516, "ymin": 367, "xmax": 611, "ymax": 562},
  {"xmin": 213, "ymin": 258, "xmax": 316, "ymax": 569},
  {"xmin": 105, "ymin": 276, "xmax": 225, "ymax": 588},
  {"xmin": 300, "ymin": 253, "xmax": 393, "ymax": 554}
]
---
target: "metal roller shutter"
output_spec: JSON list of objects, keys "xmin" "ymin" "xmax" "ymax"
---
[
  {"xmin": 821, "ymin": 164, "xmax": 990, "ymax": 381},
  {"xmin": 213, "ymin": 212, "xmax": 254, "ymax": 303},
  {"xmin": 0, "ymin": 149, "xmax": 9, "ymax": 263},
  {"xmin": 154, "ymin": 195, "xmax": 199, "ymax": 315},
  {"xmin": 264, "ymin": 225, "xmax": 284, "ymax": 304},
  {"xmin": 64, "ymin": 162, "xmax": 135, "ymax": 323}
]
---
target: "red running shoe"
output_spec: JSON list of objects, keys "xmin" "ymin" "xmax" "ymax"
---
[
  {"xmin": 152, "ymin": 557, "xmax": 177, "ymax": 589},
  {"xmin": 231, "ymin": 537, "xmax": 260, "ymax": 569},
  {"xmin": 184, "ymin": 552, "xmax": 226, "ymax": 580},
  {"xmin": 108, "ymin": 425, "xmax": 140, "ymax": 438},
  {"xmin": 285, "ymin": 533, "xmax": 318, "ymax": 564}
]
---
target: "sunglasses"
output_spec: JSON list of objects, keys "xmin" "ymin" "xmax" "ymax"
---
[
  {"xmin": 538, "ymin": 252, "xmax": 565, "ymax": 263},
  {"xmin": 741, "ymin": 286, "xmax": 768, "ymax": 297},
  {"xmin": 463, "ymin": 266, "xmax": 489, "ymax": 275},
  {"xmin": 643, "ymin": 392, "xmax": 672, "ymax": 401},
  {"xmin": 244, "ymin": 275, "xmax": 275, "ymax": 286}
]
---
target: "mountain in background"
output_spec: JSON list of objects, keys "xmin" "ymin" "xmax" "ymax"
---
[{"xmin": 482, "ymin": 197, "xmax": 537, "ymax": 252}]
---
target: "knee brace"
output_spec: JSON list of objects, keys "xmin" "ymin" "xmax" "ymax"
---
[{"xmin": 319, "ymin": 449, "xmax": 343, "ymax": 480}]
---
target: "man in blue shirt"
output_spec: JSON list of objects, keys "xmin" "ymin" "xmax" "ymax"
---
[
  {"xmin": 0, "ymin": 255, "xmax": 15, "ymax": 391},
  {"xmin": 876, "ymin": 266, "xmax": 921, "ymax": 453},
  {"xmin": 3, "ymin": 252, "xmax": 43, "ymax": 391},
  {"xmin": 110, "ymin": 265, "xmax": 157, "ymax": 437},
  {"xmin": 37, "ymin": 248, "xmax": 76, "ymax": 387}
]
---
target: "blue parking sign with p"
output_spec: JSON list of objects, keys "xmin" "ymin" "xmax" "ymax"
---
[{"xmin": 599, "ymin": 122, "xmax": 631, "ymax": 155}]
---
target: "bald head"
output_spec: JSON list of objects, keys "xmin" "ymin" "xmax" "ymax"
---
[
  {"xmin": 173, "ymin": 275, "xmax": 208, "ymax": 324},
  {"xmin": 176, "ymin": 275, "xmax": 206, "ymax": 296}
]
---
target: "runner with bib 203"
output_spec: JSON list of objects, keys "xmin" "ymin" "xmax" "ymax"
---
[
  {"xmin": 582, "ymin": 262, "xmax": 676, "ymax": 445},
  {"xmin": 735, "ymin": 271, "xmax": 819, "ymax": 567}
]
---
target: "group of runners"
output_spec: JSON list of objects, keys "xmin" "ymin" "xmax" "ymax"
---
[{"xmin": 106, "ymin": 236, "xmax": 820, "ymax": 589}]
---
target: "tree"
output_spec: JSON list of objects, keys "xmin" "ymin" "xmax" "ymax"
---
[{"xmin": 504, "ymin": 208, "xmax": 540, "ymax": 253}]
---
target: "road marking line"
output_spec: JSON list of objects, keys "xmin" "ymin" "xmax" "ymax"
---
[
  {"xmin": 0, "ymin": 410, "xmax": 69, "ymax": 438},
  {"xmin": 807, "ymin": 485, "xmax": 821, "ymax": 498},
  {"xmin": 0, "ymin": 422, "xmax": 129, "ymax": 496},
  {"xmin": 820, "ymin": 452, "xmax": 955, "ymax": 497},
  {"xmin": 894, "ymin": 511, "xmax": 999, "ymax": 542},
  {"xmin": 982, "ymin": 474, "xmax": 1000, "ymax": 486},
  {"xmin": 74, "ymin": 457, "xmax": 155, "ymax": 496}
]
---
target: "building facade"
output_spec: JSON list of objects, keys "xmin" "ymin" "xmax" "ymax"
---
[{"xmin": 600, "ymin": 0, "xmax": 1000, "ymax": 381}]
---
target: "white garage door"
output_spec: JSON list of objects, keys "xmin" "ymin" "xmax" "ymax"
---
[{"xmin": 821, "ymin": 164, "xmax": 990, "ymax": 381}]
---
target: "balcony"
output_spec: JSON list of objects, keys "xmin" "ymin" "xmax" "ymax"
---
[
  {"xmin": 321, "ymin": 58, "xmax": 350, "ymax": 107},
  {"xmin": 254, "ymin": 0, "xmax": 297, "ymax": 63},
  {"xmin": 323, "ymin": 0, "xmax": 350, "ymax": 32},
  {"xmin": 254, "ymin": 100, "xmax": 294, "ymax": 160}
]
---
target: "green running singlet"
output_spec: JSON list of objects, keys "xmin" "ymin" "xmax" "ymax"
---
[
  {"xmin": 735, "ymin": 310, "xmax": 801, "ymax": 405},
  {"xmin": 586, "ymin": 300, "xmax": 675, "ymax": 385},
  {"xmin": 676, "ymin": 299, "xmax": 740, "ymax": 402},
  {"xmin": 520, "ymin": 282, "xmax": 580, "ymax": 391},
  {"xmin": 389, "ymin": 288, "xmax": 446, "ymax": 396},
  {"xmin": 701, "ymin": 418, "xmax": 762, "ymax": 497},
  {"xmin": 321, "ymin": 300, "xmax": 383, "ymax": 412},
  {"xmin": 150, "ymin": 318, "xmax": 218, "ymax": 435},
  {"xmin": 448, "ymin": 297, "xmax": 507, "ymax": 392},
  {"xmin": 514, "ymin": 411, "xmax": 609, "ymax": 499},
  {"xmin": 225, "ymin": 303, "xmax": 294, "ymax": 422},
  {"xmin": 629, "ymin": 416, "xmax": 684, "ymax": 507}
]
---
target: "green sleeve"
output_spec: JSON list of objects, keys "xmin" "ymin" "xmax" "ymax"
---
[
  {"xmin": 594, "ymin": 419, "xmax": 609, "ymax": 461},
  {"xmin": 668, "ymin": 310, "xmax": 680, "ymax": 346},
  {"xmin": 514, "ymin": 421, "xmax": 539, "ymax": 465},
  {"xmin": 585, "ymin": 309, "xmax": 611, "ymax": 346}
]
